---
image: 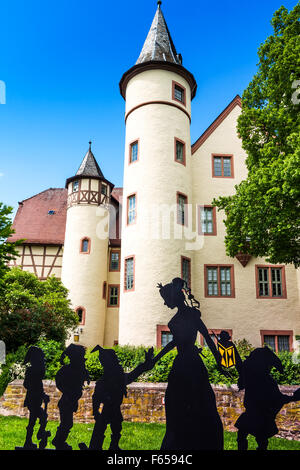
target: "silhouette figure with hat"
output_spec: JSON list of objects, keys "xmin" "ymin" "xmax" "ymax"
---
[
  {"xmin": 52, "ymin": 344, "xmax": 90, "ymax": 450},
  {"xmin": 79, "ymin": 345, "xmax": 154, "ymax": 450},
  {"xmin": 235, "ymin": 346, "xmax": 300, "ymax": 450},
  {"xmin": 153, "ymin": 278, "xmax": 227, "ymax": 450},
  {"xmin": 20, "ymin": 346, "xmax": 51, "ymax": 449}
]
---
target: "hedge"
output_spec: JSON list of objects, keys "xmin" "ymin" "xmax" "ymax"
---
[{"xmin": 0, "ymin": 339, "xmax": 299, "ymax": 397}]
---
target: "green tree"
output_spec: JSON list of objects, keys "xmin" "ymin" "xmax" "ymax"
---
[
  {"xmin": 0, "ymin": 203, "xmax": 22, "ymax": 279},
  {"xmin": 213, "ymin": 4, "xmax": 300, "ymax": 267},
  {"xmin": 0, "ymin": 267, "xmax": 78, "ymax": 352}
]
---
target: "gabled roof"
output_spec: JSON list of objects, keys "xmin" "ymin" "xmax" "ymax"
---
[
  {"xmin": 76, "ymin": 143, "xmax": 104, "ymax": 179},
  {"xmin": 136, "ymin": 2, "xmax": 181, "ymax": 65},
  {"xmin": 191, "ymin": 95, "xmax": 242, "ymax": 154},
  {"xmin": 8, "ymin": 188, "xmax": 67, "ymax": 245},
  {"xmin": 8, "ymin": 187, "xmax": 123, "ymax": 246}
]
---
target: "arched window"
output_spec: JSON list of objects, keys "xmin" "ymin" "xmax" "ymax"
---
[
  {"xmin": 80, "ymin": 237, "xmax": 91, "ymax": 254},
  {"xmin": 75, "ymin": 307, "xmax": 85, "ymax": 325}
]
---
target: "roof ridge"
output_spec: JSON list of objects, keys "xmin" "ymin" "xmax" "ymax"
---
[
  {"xmin": 18, "ymin": 187, "xmax": 66, "ymax": 204},
  {"xmin": 192, "ymin": 95, "xmax": 242, "ymax": 154}
]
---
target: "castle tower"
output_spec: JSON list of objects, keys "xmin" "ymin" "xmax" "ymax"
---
[
  {"xmin": 118, "ymin": 2, "xmax": 197, "ymax": 346},
  {"xmin": 61, "ymin": 143, "xmax": 114, "ymax": 347}
]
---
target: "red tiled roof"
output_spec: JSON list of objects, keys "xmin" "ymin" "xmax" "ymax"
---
[
  {"xmin": 8, "ymin": 187, "xmax": 123, "ymax": 246},
  {"xmin": 8, "ymin": 188, "xmax": 68, "ymax": 245},
  {"xmin": 111, "ymin": 187, "xmax": 123, "ymax": 204}
]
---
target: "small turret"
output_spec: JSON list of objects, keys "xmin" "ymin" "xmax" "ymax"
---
[{"xmin": 61, "ymin": 143, "xmax": 114, "ymax": 347}]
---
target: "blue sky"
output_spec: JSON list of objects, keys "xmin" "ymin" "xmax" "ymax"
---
[{"xmin": 0, "ymin": 0, "xmax": 297, "ymax": 217}]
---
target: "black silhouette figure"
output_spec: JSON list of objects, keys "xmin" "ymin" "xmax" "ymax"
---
[
  {"xmin": 52, "ymin": 344, "xmax": 90, "ymax": 450},
  {"xmin": 235, "ymin": 346, "xmax": 300, "ymax": 450},
  {"xmin": 79, "ymin": 345, "xmax": 154, "ymax": 450},
  {"xmin": 21, "ymin": 346, "xmax": 51, "ymax": 450},
  {"xmin": 153, "ymin": 278, "xmax": 226, "ymax": 450}
]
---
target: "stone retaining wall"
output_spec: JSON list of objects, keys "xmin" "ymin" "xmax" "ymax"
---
[{"xmin": 0, "ymin": 381, "xmax": 299, "ymax": 441}]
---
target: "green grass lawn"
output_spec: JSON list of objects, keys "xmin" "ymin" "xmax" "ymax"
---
[{"xmin": 0, "ymin": 415, "xmax": 299, "ymax": 451}]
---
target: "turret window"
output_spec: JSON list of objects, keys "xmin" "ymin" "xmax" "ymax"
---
[
  {"xmin": 127, "ymin": 194, "xmax": 136, "ymax": 225},
  {"xmin": 75, "ymin": 307, "xmax": 85, "ymax": 325},
  {"xmin": 129, "ymin": 140, "xmax": 139, "ymax": 164},
  {"xmin": 72, "ymin": 180, "xmax": 79, "ymax": 192},
  {"xmin": 177, "ymin": 192, "xmax": 188, "ymax": 226},
  {"xmin": 181, "ymin": 256, "xmax": 191, "ymax": 288},
  {"xmin": 101, "ymin": 184, "xmax": 107, "ymax": 195},
  {"xmin": 172, "ymin": 81, "xmax": 186, "ymax": 106},
  {"xmin": 124, "ymin": 256, "xmax": 135, "ymax": 291},
  {"xmin": 175, "ymin": 138, "xmax": 186, "ymax": 165},
  {"xmin": 80, "ymin": 237, "xmax": 91, "ymax": 254}
]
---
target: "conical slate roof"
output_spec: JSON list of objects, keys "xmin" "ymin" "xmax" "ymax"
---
[
  {"xmin": 76, "ymin": 142, "xmax": 104, "ymax": 179},
  {"xmin": 136, "ymin": 2, "xmax": 181, "ymax": 65}
]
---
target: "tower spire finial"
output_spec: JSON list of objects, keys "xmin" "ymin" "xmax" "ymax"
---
[
  {"xmin": 157, "ymin": 1, "xmax": 162, "ymax": 5},
  {"xmin": 89, "ymin": 140, "xmax": 92, "ymax": 150}
]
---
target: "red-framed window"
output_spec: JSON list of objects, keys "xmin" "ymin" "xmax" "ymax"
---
[
  {"xmin": 124, "ymin": 256, "xmax": 135, "ymax": 292},
  {"xmin": 129, "ymin": 140, "xmax": 139, "ymax": 164},
  {"xmin": 176, "ymin": 192, "xmax": 188, "ymax": 226},
  {"xmin": 156, "ymin": 325, "xmax": 174, "ymax": 349},
  {"xmin": 107, "ymin": 284, "xmax": 120, "ymax": 308},
  {"xmin": 198, "ymin": 205, "xmax": 217, "ymax": 235},
  {"xmin": 212, "ymin": 154, "xmax": 234, "ymax": 178},
  {"xmin": 109, "ymin": 250, "xmax": 120, "ymax": 272},
  {"xmin": 127, "ymin": 193, "xmax": 137, "ymax": 225},
  {"xmin": 75, "ymin": 306, "xmax": 86, "ymax": 325},
  {"xmin": 181, "ymin": 256, "xmax": 191, "ymax": 288},
  {"xmin": 260, "ymin": 330, "xmax": 293, "ymax": 352},
  {"xmin": 172, "ymin": 80, "xmax": 186, "ymax": 106},
  {"xmin": 80, "ymin": 237, "xmax": 91, "ymax": 254},
  {"xmin": 255, "ymin": 265, "xmax": 287, "ymax": 299},
  {"xmin": 204, "ymin": 265, "xmax": 235, "ymax": 298},
  {"xmin": 174, "ymin": 138, "xmax": 186, "ymax": 166}
]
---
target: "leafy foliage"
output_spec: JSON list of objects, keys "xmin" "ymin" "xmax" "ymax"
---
[
  {"xmin": 0, "ymin": 268, "xmax": 78, "ymax": 352},
  {"xmin": 0, "ymin": 203, "xmax": 22, "ymax": 281},
  {"xmin": 213, "ymin": 4, "xmax": 300, "ymax": 266}
]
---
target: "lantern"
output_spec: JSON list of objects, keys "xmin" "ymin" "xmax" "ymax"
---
[{"xmin": 217, "ymin": 342, "xmax": 236, "ymax": 368}]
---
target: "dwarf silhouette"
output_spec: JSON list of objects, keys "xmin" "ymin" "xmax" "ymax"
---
[
  {"xmin": 79, "ymin": 345, "xmax": 154, "ymax": 450},
  {"xmin": 235, "ymin": 346, "xmax": 300, "ymax": 450},
  {"xmin": 21, "ymin": 346, "xmax": 51, "ymax": 450},
  {"xmin": 52, "ymin": 344, "xmax": 90, "ymax": 450}
]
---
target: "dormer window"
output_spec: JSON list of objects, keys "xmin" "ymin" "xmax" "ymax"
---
[{"xmin": 73, "ymin": 180, "xmax": 79, "ymax": 192}]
